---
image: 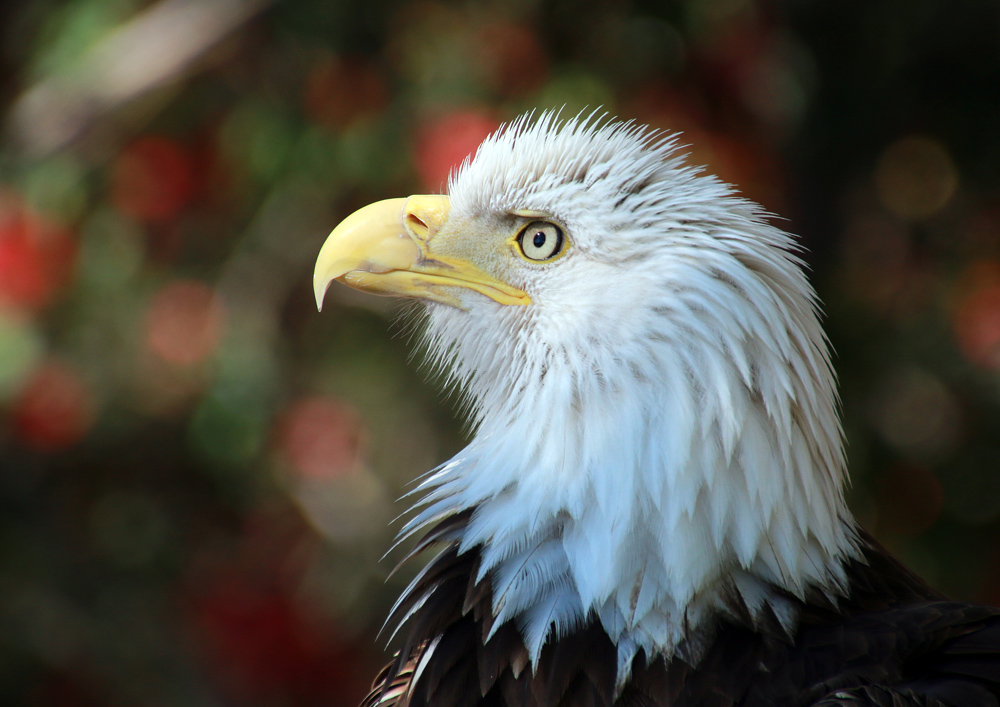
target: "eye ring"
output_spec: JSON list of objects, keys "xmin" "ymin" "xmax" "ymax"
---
[{"xmin": 517, "ymin": 221, "xmax": 565, "ymax": 262}]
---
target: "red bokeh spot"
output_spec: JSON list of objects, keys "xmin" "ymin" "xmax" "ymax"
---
[
  {"xmin": 414, "ymin": 110, "xmax": 500, "ymax": 191},
  {"xmin": 182, "ymin": 508, "xmax": 372, "ymax": 704},
  {"xmin": 279, "ymin": 397, "xmax": 365, "ymax": 480},
  {"xmin": 192, "ymin": 577, "xmax": 323, "ymax": 694},
  {"xmin": 186, "ymin": 570, "xmax": 369, "ymax": 704},
  {"xmin": 953, "ymin": 261, "xmax": 1000, "ymax": 369},
  {"xmin": 111, "ymin": 136, "xmax": 195, "ymax": 223},
  {"xmin": 13, "ymin": 360, "xmax": 94, "ymax": 451},
  {"xmin": 0, "ymin": 192, "xmax": 76, "ymax": 312},
  {"xmin": 304, "ymin": 55, "xmax": 388, "ymax": 131},
  {"xmin": 146, "ymin": 280, "xmax": 224, "ymax": 366}
]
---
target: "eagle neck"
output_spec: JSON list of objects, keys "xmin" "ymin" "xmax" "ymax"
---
[{"xmin": 404, "ymin": 380, "xmax": 859, "ymax": 672}]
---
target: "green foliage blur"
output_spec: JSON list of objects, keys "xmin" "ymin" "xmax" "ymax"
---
[{"xmin": 0, "ymin": 0, "xmax": 999, "ymax": 704}]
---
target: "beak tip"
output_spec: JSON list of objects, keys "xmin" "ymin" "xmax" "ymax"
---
[{"xmin": 314, "ymin": 277, "xmax": 331, "ymax": 312}]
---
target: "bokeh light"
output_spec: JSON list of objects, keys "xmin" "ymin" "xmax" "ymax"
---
[
  {"xmin": 145, "ymin": 280, "xmax": 225, "ymax": 367},
  {"xmin": 868, "ymin": 365, "xmax": 963, "ymax": 463},
  {"xmin": 875, "ymin": 136, "xmax": 959, "ymax": 221},
  {"xmin": 304, "ymin": 55, "xmax": 388, "ymax": 132},
  {"xmin": 278, "ymin": 396, "xmax": 366, "ymax": 481},
  {"xmin": 0, "ymin": 192, "xmax": 76, "ymax": 312},
  {"xmin": 111, "ymin": 136, "xmax": 196, "ymax": 223},
  {"xmin": 13, "ymin": 359, "xmax": 94, "ymax": 450},
  {"xmin": 414, "ymin": 109, "xmax": 499, "ymax": 191},
  {"xmin": 953, "ymin": 261, "xmax": 1000, "ymax": 369}
]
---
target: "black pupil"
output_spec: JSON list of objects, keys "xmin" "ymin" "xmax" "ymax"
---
[{"xmin": 532, "ymin": 230, "xmax": 547, "ymax": 249}]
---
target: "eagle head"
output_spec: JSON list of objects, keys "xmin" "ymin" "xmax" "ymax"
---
[{"xmin": 314, "ymin": 112, "xmax": 858, "ymax": 668}]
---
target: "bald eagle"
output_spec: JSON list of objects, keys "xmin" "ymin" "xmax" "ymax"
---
[{"xmin": 313, "ymin": 113, "xmax": 1000, "ymax": 707}]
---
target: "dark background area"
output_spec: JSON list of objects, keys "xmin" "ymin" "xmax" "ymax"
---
[{"xmin": 1, "ymin": 0, "xmax": 999, "ymax": 704}]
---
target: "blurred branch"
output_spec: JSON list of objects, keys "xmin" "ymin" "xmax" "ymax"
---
[{"xmin": 5, "ymin": 0, "xmax": 272, "ymax": 158}]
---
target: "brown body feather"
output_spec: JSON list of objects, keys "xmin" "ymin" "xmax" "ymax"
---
[{"xmin": 363, "ymin": 513, "xmax": 1000, "ymax": 707}]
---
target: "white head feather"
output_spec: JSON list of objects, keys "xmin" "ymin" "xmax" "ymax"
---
[{"xmin": 400, "ymin": 111, "xmax": 858, "ymax": 673}]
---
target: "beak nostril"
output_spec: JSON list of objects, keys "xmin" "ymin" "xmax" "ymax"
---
[
  {"xmin": 403, "ymin": 195, "xmax": 450, "ymax": 242},
  {"xmin": 405, "ymin": 211, "xmax": 433, "ymax": 242}
]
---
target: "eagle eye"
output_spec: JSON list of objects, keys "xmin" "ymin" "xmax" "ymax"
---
[{"xmin": 517, "ymin": 221, "xmax": 565, "ymax": 262}]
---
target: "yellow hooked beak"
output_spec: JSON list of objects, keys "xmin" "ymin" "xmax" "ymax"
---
[{"xmin": 313, "ymin": 195, "xmax": 531, "ymax": 311}]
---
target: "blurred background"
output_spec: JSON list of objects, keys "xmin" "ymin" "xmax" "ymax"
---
[{"xmin": 0, "ymin": 0, "xmax": 999, "ymax": 704}]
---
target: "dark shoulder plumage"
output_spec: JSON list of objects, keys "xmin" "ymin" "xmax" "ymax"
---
[{"xmin": 362, "ymin": 514, "xmax": 1000, "ymax": 707}]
